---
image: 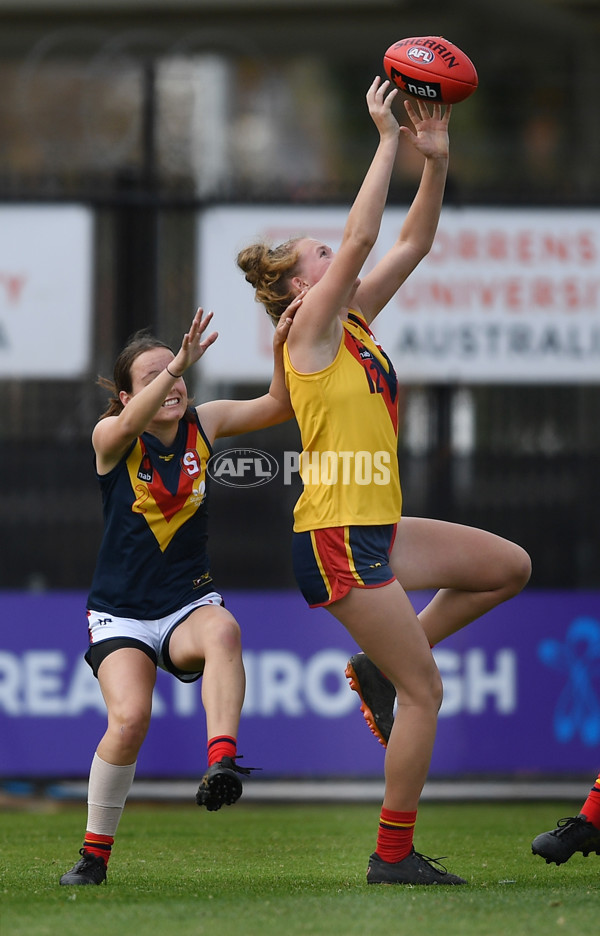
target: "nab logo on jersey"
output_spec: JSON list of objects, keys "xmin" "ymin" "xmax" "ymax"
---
[
  {"xmin": 181, "ymin": 449, "xmax": 201, "ymax": 478},
  {"xmin": 137, "ymin": 455, "xmax": 153, "ymax": 483}
]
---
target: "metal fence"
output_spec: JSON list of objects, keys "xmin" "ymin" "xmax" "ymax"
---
[
  {"xmin": 2, "ymin": 245, "xmax": 599, "ymax": 593},
  {"xmin": 1, "ymin": 12, "xmax": 600, "ymax": 592}
]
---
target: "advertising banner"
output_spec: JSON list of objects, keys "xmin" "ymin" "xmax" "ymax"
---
[
  {"xmin": 1, "ymin": 589, "xmax": 599, "ymax": 779},
  {"xmin": 197, "ymin": 206, "xmax": 600, "ymax": 384},
  {"xmin": 0, "ymin": 205, "xmax": 93, "ymax": 378}
]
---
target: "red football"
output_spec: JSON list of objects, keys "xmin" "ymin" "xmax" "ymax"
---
[{"xmin": 384, "ymin": 36, "xmax": 478, "ymax": 104}]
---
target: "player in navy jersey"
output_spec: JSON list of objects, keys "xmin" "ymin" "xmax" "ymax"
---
[{"xmin": 60, "ymin": 300, "xmax": 301, "ymax": 886}]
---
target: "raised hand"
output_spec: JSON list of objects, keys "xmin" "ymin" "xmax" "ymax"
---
[
  {"xmin": 273, "ymin": 290, "xmax": 305, "ymax": 351},
  {"xmin": 400, "ymin": 99, "xmax": 451, "ymax": 160},
  {"xmin": 171, "ymin": 308, "xmax": 219, "ymax": 375},
  {"xmin": 366, "ymin": 76, "xmax": 400, "ymax": 140}
]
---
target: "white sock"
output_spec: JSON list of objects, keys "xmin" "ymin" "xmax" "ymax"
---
[{"xmin": 86, "ymin": 752, "xmax": 137, "ymax": 836}]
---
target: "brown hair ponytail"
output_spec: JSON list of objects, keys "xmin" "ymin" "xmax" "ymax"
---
[{"xmin": 237, "ymin": 239, "xmax": 301, "ymax": 324}]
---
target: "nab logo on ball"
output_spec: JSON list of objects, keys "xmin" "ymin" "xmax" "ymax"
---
[
  {"xmin": 384, "ymin": 35, "xmax": 478, "ymax": 104},
  {"xmin": 207, "ymin": 448, "xmax": 279, "ymax": 488},
  {"xmin": 389, "ymin": 69, "xmax": 441, "ymax": 101}
]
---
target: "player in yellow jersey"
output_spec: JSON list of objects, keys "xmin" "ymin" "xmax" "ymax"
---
[{"xmin": 238, "ymin": 77, "xmax": 531, "ymax": 885}]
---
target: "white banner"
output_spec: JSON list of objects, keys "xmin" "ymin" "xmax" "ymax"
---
[
  {"xmin": 0, "ymin": 205, "xmax": 93, "ymax": 378},
  {"xmin": 197, "ymin": 205, "xmax": 600, "ymax": 384}
]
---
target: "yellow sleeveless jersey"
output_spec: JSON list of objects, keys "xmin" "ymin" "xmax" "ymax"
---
[{"xmin": 283, "ymin": 310, "xmax": 402, "ymax": 532}]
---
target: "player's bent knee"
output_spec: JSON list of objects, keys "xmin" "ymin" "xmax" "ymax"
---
[
  {"xmin": 392, "ymin": 658, "xmax": 443, "ymax": 713},
  {"xmin": 107, "ymin": 711, "xmax": 150, "ymax": 753},
  {"xmin": 211, "ymin": 613, "xmax": 242, "ymax": 653},
  {"xmin": 507, "ymin": 545, "xmax": 532, "ymax": 595},
  {"xmin": 431, "ymin": 669, "xmax": 444, "ymax": 713}
]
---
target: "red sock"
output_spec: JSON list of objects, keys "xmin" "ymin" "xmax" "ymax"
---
[
  {"xmin": 207, "ymin": 735, "xmax": 237, "ymax": 767},
  {"xmin": 83, "ymin": 831, "xmax": 114, "ymax": 866},
  {"xmin": 580, "ymin": 773, "xmax": 600, "ymax": 829},
  {"xmin": 375, "ymin": 807, "xmax": 417, "ymax": 863}
]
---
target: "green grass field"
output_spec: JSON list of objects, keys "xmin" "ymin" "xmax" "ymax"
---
[{"xmin": 1, "ymin": 799, "xmax": 598, "ymax": 936}]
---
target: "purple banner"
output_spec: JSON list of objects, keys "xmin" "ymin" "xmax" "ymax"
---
[{"xmin": 1, "ymin": 589, "xmax": 599, "ymax": 778}]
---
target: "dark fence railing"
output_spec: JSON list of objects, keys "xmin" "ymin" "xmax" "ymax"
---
[
  {"xmin": 1, "ymin": 378, "xmax": 599, "ymax": 591},
  {"xmin": 1, "ymin": 182, "xmax": 599, "ymax": 592}
]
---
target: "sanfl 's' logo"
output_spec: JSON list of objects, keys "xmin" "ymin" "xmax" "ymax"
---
[
  {"xmin": 538, "ymin": 617, "xmax": 600, "ymax": 746},
  {"xmin": 181, "ymin": 449, "xmax": 201, "ymax": 478}
]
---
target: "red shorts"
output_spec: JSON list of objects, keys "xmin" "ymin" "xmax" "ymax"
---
[{"xmin": 292, "ymin": 524, "xmax": 397, "ymax": 608}]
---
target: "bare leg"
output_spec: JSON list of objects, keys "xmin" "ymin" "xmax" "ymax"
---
[
  {"xmin": 345, "ymin": 518, "xmax": 531, "ymax": 747},
  {"xmin": 168, "ymin": 604, "xmax": 245, "ymax": 739},
  {"xmin": 390, "ymin": 517, "xmax": 531, "ymax": 646},
  {"xmin": 169, "ymin": 605, "xmax": 248, "ymax": 811},
  {"xmin": 96, "ymin": 648, "xmax": 156, "ymax": 764},
  {"xmin": 329, "ymin": 580, "xmax": 442, "ymax": 811}
]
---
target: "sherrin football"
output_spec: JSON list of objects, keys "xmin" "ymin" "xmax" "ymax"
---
[{"xmin": 384, "ymin": 36, "xmax": 478, "ymax": 104}]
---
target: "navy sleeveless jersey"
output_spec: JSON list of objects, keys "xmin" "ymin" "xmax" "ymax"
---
[{"xmin": 87, "ymin": 410, "xmax": 214, "ymax": 618}]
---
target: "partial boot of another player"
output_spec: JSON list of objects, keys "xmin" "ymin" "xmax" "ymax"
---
[{"xmin": 531, "ymin": 815, "xmax": 600, "ymax": 865}]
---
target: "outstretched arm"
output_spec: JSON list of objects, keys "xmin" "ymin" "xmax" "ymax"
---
[
  {"xmin": 354, "ymin": 99, "xmax": 451, "ymax": 324},
  {"xmin": 197, "ymin": 294, "xmax": 303, "ymax": 442},
  {"xmin": 288, "ymin": 77, "xmax": 401, "ymax": 350},
  {"xmin": 92, "ymin": 308, "xmax": 218, "ymax": 471}
]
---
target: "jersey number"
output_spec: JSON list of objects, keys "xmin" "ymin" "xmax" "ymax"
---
[{"xmin": 132, "ymin": 483, "xmax": 149, "ymax": 514}]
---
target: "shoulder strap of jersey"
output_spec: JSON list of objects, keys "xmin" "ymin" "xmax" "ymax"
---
[{"xmin": 346, "ymin": 309, "xmax": 373, "ymax": 337}]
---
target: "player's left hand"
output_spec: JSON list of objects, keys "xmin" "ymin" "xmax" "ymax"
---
[
  {"xmin": 401, "ymin": 100, "xmax": 451, "ymax": 160},
  {"xmin": 172, "ymin": 307, "xmax": 219, "ymax": 375}
]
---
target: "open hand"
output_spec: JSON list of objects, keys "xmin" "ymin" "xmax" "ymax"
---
[
  {"xmin": 366, "ymin": 76, "xmax": 400, "ymax": 140},
  {"xmin": 273, "ymin": 290, "xmax": 305, "ymax": 349},
  {"xmin": 400, "ymin": 99, "xmax": 451, "ymax": 159},
  {"xmin": 171, "ymin": 308, "xmax": 219, "ymax": 375}
]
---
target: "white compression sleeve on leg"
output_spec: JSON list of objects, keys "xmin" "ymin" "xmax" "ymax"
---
[{"xmin": 86, "ymin": 752, "xmax": 137, "ymax": 836}]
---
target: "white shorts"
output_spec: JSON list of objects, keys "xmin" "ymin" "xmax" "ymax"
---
[{"xmin": 86, "ymin": 591, "xmax": 224, "ymax": 683}]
